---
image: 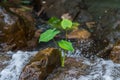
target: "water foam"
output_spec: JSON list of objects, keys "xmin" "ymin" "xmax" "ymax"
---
[
  {"xmin": 62, "ymin": 48, "xmax": 120, "ymax": 80},
  {"xmin": 77, "ymin": 58, "xmax": 120, "ymax": 80},
  {"xmin": 1, "ymin": 49, "xmax": 120, "ymax": 80},
  {"xmin": 0, "ymin": 51, "xmax": 37, "ymax": 80}
]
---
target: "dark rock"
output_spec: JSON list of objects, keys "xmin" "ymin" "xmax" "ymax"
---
[
  {"xmin": 0, "ymin": 52, "xmax": 11, "ymax": 71},
  {"xmin": 92, "ymin": 9, "xmax": 120, "ymax": 44},
  {"xmin": 0, "ymin": 7, "xmax": 37, "ymax": 51},
  {"xmin": 109, "ymin": 41, "xmax": 120, "ymax": 63},
  {"xmin": 19, "ymin": 48, "xmax": 61, "ymax": 80},
  {"xmin": 33, "ymin": 0, "xmax": 87, "ymax": 20},
  {"xmin": 46, "ymin": 57, "xmax": 89, "ymax": 80},
  {"xmin": 96, "ymin": 43, "xmax": 113, "ymax": 58}
]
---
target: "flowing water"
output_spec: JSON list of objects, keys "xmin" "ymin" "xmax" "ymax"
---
[
  {"xmin": 1, "ymin": 0, "xmax": 120, "ymax": 80},
  {"xmin": 0, "ymin": 51, "xmax": 37, "ymax": 80},
  {"xmin": 1, "ymin": 50, "xmax": 120, "ymax": 80}
]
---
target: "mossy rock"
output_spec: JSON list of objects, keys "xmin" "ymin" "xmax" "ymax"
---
[
  {"xmin": 19, "ymin": 48, "xmax": 61, "ymax": 80},
  {"xmin": 0, "ymin": 7, "xmax": 36, "ymax": 51}
]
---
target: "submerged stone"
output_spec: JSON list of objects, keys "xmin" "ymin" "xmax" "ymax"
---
[{"xmin": 19, "ymin": 48, "xmax": 61, "ymax": 80}]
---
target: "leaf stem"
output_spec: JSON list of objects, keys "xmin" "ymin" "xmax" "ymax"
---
[
  {"xmin": 53, "ymin": 38, "xmax": 58, "ymax": 48},
  {"xmin": 65, "ymin": 30, "xmax": 68, "ymax": 40},
  {"xmin": 61, "ymin": 51, "xmax": 66, "ymax": 67}
]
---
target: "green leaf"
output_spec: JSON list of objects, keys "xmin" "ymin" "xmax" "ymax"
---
[
  {"xmin": 21, "ymin": 1, "xmax": 30, "ymax": 4},
  {"xmin": 72, "ymin": 22, "xmax": 80, "ymax": 27},
  {"xmin": 48, "ymin": 17, "xmax": 61, "ymax": 27},
  {"xmin": 58, "ymin": 40, "xmax": 74, "ymax": 52},
  {"xmin": 61, "ymin": 19, "xmax": 72, "ymax": 29},
  {"xmin": 39, "ymin": 29, "xmax": 60, "ymax": 42}
]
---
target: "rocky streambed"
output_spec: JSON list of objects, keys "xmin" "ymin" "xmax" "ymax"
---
[
  {"xmin": 1, "ymin": 48, "xmax": 120, "ymax": 80},
  {"xmin": 1, "ymin": 0, "xmax": 120, "ymax": 80}
]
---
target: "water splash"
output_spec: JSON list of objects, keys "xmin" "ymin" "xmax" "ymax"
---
[
  {"xmin": 66, "ymin": 40, "xmax": 120, "ymax": 80},
  {"xmin": 66, "ymin": 51, "xmax": 120, "ymax": 80},
  {"xmin": 78, "ymin": 58, "xmax": 120, "ymax": 80},
  {"xmin": 0, "ymin": 51, "xmax": 37, "ymax": 80},
  {"xmin": 1, "ymin": 50, "xmax": 120, "ymax": 80}
]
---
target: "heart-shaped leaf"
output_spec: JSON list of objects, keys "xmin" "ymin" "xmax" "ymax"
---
[
  {"xmin": 61, "ymin": 19, "xmax": 72, "ymax": 29},
  {"xmin": 58, "ymin": 40, "xmax": 74, "ymax": 52},
  {"xmin": 39, "ymin": 29, "xmax": 60, "ymax": 42}
]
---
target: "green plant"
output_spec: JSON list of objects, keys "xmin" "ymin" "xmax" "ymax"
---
[
  {"xmin": 48, "ymin": 17, "xmax": 79, "ymax": 30},
  {"xmin": 61, "ymin": 19, "xmax": 72, "ymax": 29},
  {"xmin": 39, "ymin": 17, "xmax": 79, "ymax": 67},
  {"xmin": 48, "ymin": 17, "xmax": 61, "ymax": 28},
  {"xmin": 58, "ymin": 40, "xmax": 74, "ymax": 67},
  {"xmin": 39, "ymin": 28, "xmax": 60, "ymax": 42},
  {"xmin": 58, "ymin": 40, "xmax": 74, "ymax": 51}
]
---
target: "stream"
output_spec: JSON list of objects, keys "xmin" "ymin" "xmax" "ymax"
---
[
  {"xmin": 1, "ymin": 0, "xmax": 120, "ymax": 80},
  {"xmin": 0, "ymin": 50, "xmax": 120, "ymax": 80}
]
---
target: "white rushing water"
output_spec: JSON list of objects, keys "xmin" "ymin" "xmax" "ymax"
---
[
  {"xmin": 67, "ymin": 49, "xmax": 120, "ymax": 80},
  {"xmin": 79, "ymin": 58, "xmax": 120, "ymax": 80},
  {"xmin": 0, "ymin": 51, "xmax": 37, "ymax": 80},
  {"xmin": 0, "ymin": 50, "xmax": 120, "ymax": 80}
]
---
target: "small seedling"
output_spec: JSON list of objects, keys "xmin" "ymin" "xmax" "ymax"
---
[
  {"xmin": 39, "ymin": 17, "xmax": 79, "ymax": 67},
  {"xmin": 39, "ymin": 29, "xmax": 74, "ymax": 67},
  {"xmin": 58, "ymin": 40, "xmax": 74, "ymax": 67}
]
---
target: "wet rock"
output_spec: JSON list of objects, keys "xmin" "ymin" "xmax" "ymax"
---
[
  {"xmin": 0, "ymin": 53, "xmax": 11, "ymax": 71},
  {"xmin": 19, "ymin": 48, "xmax": 61, "ymax": 80},
  {"xmin": 85, "ymin": 0, "xmax": 120, "ymax": 19},
  {"xmin": 34, "ymin": 0, "xmax": 87, "ymax": 20},
  {"xmin": 109, "ymin": 41, "xmax": 120, "ymax": 63},
  {"xmin": 46, "ymin": 57, "xmax": 89, "ymax": 80},
  {"xmin": 45, "ymin": 0, "xmax": 82, "ymax": 18},
  {"xmin": 67, "ymin": 29, "xmax": 91, "ymax": 40},
  {"xmin": 96, "ymin": 43, "xmax": 113, "ymax": 58},
  {"xmin": 85, "ymin": 21, "xmax": 96, "ymax": 28},
  {"xmin": 93, "ymin": 9, "xmax": 120, "ymax": 44},
  {"xmin": 0, "ymin": 7, "xmax": 36, "ymax": 51},
  {"xmin": 75, "ymin": 10, "xmax": 93, "ymax": 23}
]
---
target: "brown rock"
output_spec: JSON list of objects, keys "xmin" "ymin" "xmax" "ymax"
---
[
  {"xmin": 109, "ymin": 41, "xmax": 120, "ymax": 63},
  {"xmin": 19, "ymin": 48, "xmax": 61, "ymax": 80},
  {"xmin": 9, "ymin": 7, "xmax": 34, "ymax": 22},
  {"xmin": 67, "ymin": 29, "xmax": 91, "ymax": 39},
  {"xmin": 33, "ymin": 0, "xmax": 85, "ymax": 20},
  {"xmin": 0, "ymin": 7, "xmax": 36, "ymax": 51},
  {"xmin": 0, "ymin": 53, "xmax": 11, "ymax": 71},
  {"xmin": 46, "ymin": 57, "xmax": 89, "ymax": 80},
  {"xmin": 86, "ymin": 21, "xmax": 96, "ymax": 28}
]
